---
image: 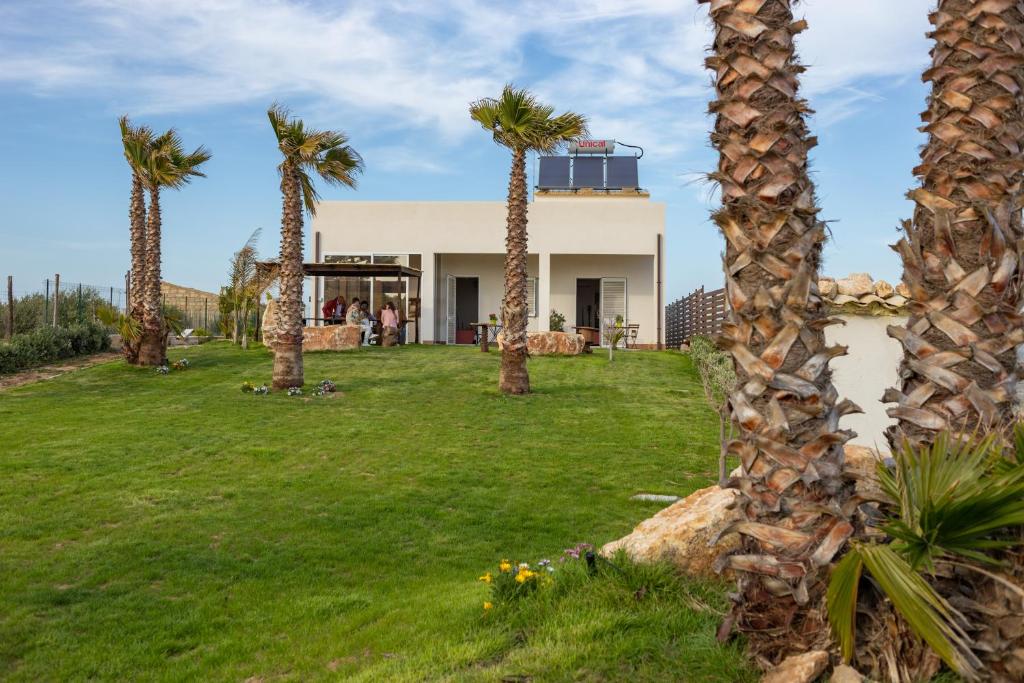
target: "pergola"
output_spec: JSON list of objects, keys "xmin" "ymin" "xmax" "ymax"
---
[{"xmin": 302, "ymin": 262, "xmax": 423, "ymax": 343}]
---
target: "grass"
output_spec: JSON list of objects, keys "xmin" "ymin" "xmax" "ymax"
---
[{"xmin": 0, "ymin": 342, "xmax": 755, "ymax": 681}]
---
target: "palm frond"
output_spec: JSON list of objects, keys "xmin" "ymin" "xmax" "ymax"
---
[
  {"xmin": 826, "ymin": 549, "xmax": 864, "ymax": 663},
  {"xmin": 468, "ymin": 84, "xmax": 589, "ymax": 153}
]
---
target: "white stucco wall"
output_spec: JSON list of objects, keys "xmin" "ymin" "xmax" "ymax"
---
[
  {"xmin": 825, "ymin": 314, "xmax": 907, "ymax": 451},
  {"xmin": 310, "ymin": 195, "xmax": 665, "ymax": 345}
]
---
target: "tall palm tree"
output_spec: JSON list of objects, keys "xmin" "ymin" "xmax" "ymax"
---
[
  {"xmin": 885, "ymin": 0, "xmax": 1024, "ymax": 451},
  {"xmin": 698, "ymin": 0, "xmax": 861, "ymax": 664},
  {"xmin": 137, "ymin": 131, "xmax": 211, "ymax": 366},
  {"xmin": 469, "ymin": 85, "xmax": 588, "ymax": 395},
  {"xmin": 119, "ymin": 116, "xmax": 153, "ymax": 364},
  {"xmin": 267, "ymin": 104, "xmax": 362, "ymax": 389}
]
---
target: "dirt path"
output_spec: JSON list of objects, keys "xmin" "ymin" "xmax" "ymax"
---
[{"xmin": 0, "ymin": 352, "xmax": 122, "ymax": 391}]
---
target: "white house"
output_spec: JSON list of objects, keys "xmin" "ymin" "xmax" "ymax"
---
[{"xmin": 307, "ymin": 189, "xmax": 666, "ymax": 348}]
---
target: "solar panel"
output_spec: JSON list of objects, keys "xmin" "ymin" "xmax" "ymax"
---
[
  {"xmin": 573, "ymin": 157, "xmax": 604, "ymax": 188},
  {"xmin": 606, "ymin": 157, "xmax": 638, "ymax": 189},
  {"xmin": 537, "ymin": 156, "xmax": 571, "ymax": 188}
]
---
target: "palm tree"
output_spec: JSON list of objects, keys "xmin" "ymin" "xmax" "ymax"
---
[
  {"xmin": 118, "ymin": 116, "xmax": 153, "ymax": 364},
  {"xmin": 137, "ymin": 130, "xmax": 211, "ymax": 366},
  {"xmin": 267, "ymin": 104, "xmax": 363, "ymax": 389},
  {"xmin": 227, "ymin": 228, "xmax": 277, "ymax": 351},
  {"xmin": 469, "ymin": 85, "xmax": 588, "ymax": 395},
  {"xmin": 698, "ymin": 0, "xmax": 860, "ymax": 664},
  {"xmin": 885, "ymin": 1, "xmax": 1024, "ymax": 451}
]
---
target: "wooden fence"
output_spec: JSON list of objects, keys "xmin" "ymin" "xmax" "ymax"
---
[{"xmin": 665, "ymin": 286, "xmax": 727, "ymax": 348}]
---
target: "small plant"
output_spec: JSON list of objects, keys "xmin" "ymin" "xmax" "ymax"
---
[
  {"xmin": 287, "ymin": 386, "xmax": 302, "ymax": 397},
  {"xmin": 318, "ymin": 379, "xmax": 336, "ymax": 393},
  {"xmin": 689, "ymin": 336, "xmax": 737, "ymax": 486},
  {"xmin": 488, "ymin": 312, "xmax": 498, "ymax": 324},
  {"xmin": 602, "ymin": 317, "xmax": 627, "ymax": 361},
  {"xmin": 241, "ymin": 380, "xmax": 256, "ymax": 393},
  {"xmin": 478, "ymin": 557, "xmax": 554, "ymax": 610},
  {"xmin": 253, "ymin": 384, "xmax": 269, "ymax": 395},
  {"xmin": 155, "ymin": 365, "xmax": 169, "ymax": 375},
  {"xmin": 549, "ymin": 309, "xmax": 566, "ymax": 332},
  {"xmin": 172, "ymin": 358, "xmax": 190, "ymax": 371}
]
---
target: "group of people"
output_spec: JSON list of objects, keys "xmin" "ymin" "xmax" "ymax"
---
[{"xmin": 321, "ymin": 295, "xmax": 402, "ymax": 345}]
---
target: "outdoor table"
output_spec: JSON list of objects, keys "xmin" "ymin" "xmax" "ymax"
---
[
  {"xmin": 470, "ymin": 322, "xmax": 502, "ymax": 352},
  {"xmin": 574, "ymin": 325, "xmax": 600, "ymax": 349}
]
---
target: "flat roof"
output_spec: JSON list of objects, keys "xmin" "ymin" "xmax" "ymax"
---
[{"xmin": 301, "ymin": 262, "xmax": 422, "ymax": 278}]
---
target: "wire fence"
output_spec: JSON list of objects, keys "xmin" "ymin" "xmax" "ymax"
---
[{"xmin": 1, "ymin": 275, "xmax": 234, "ymax": 339}]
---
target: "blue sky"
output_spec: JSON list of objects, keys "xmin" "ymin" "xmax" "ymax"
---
[{"xmin": 0, "ymin": 0, "xmax": 933, "ymax": 302}]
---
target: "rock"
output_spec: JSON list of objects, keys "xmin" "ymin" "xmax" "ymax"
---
[
  {"xmin": 818, "ymin": 277, "xmax": 838, "ymax": 298},
  {"xmin": 381, "ymin": 326, "xmax": 400, "ymax": 347},
  {"xmin": 895, "ymin": 281, "xmax": 911, "ymax": 298},
  {"xmin": 836, "ymin": 273, "xmax": 874, "ymax": 298},
  {"xmin": 302, "ymin": 324, "xmax": 361, "ymax": 352},
  {"xmin": 761, "ymin": 650, "xmax": 829, "ymax": 683},
  {"xmin": 498, "ymin": 331, "xmax": 587, "ymax": 356},
  {"xmin": 600, "ymin": 485, "xmax": 743, "ymax": 579},
  {"xmin": 873, "ymin": 280, "xmax": 895, "ymax": 298},
  {"xmin": 830, "ymin": 664, "xmax": 863, "ymax": 683},
  {"xmin": 261, "ymin": 298, "xmax": 280, "ymax": 348},
  {"xmin": 630, "ymin": 494, "xmax": 681, "ymax": 503}
]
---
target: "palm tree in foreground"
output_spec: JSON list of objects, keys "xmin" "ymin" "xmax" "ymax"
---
[
  {"xmin": 885, "ymin": 0, "xmax": 1024, "ymax": 451},
  {"xmin": 119, "ymin": 116, "xmax": 153, "ymax": 364},
  {"xmin": 698, "ymin": 0, "xmax": 860, "ymax": 664},
  {"xmin": 469, "ymin": 85, "xmax": 587, "ymax": 395},
  {"xmin": 267, "ymin": 104, "xmax": 363, "ymax": 389},
  {"xmin": 137, "ymin": 131, "xmax": 211, "ymax": 366}
]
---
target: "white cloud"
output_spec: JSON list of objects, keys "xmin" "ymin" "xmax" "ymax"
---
[{"xmin": 0, "ymin": 0, "xmax": 933, "ymax": 152}]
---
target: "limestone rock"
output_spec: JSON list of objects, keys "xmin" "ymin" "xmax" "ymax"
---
[
  {"xmin": 261, "ymin": 298, "xmax": 280, "ymax": 348},
  {"xmin": 895, "ymin": 281, "xmax": 911, "ymax": 298},
  {"xmin": 818, "ymin": 277, "xmax": 838, "ymax": 298},
  {"xmin": 873, "ymin": 280, "xmax": 895, "ymax": 298},
  {"xmin": 600, "ymin": 485, "xmax": 743, "ymax": 579},
  {"xmin": 302, "ymin": 324, "xmax": 360, "ymax": 352},
  {"xmin": 381, "ymin": 326, "xmax": 400, "ymax": 347},
  {"xmin": 761, "ymin": 651, "xmax": 829, "ymax": 683},
  {"xmin": 498, "ymin": 331, "xmax": 586, "ymax": 356},
  {"xmin": 830, "ymin": 664, "xmax": 863, "ymax": 683},
  {"xmin": 836, "ymin": 273, "xmax": 874, "ymax": 298}
]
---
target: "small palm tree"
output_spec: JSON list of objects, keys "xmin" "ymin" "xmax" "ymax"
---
[
  {"xmin": 118, "ymin": 116, "xmax": 153, "ymax": 364},
  {"xmin": 137, "ymin": 130, "xmax": 211, "ymax": 366},
  {"xmin": 267, "ymin": 104, "xmax": 362, "ymax": 389},
  {"xmin": 469, "ymin": 85, "xmax": 587, "ymax": 395},
  {"xmin": 227, "ymin": 228, "xmax": 277, "ymax": 350}
]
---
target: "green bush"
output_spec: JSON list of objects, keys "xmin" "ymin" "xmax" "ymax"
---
[{"xmin": 0, "ymin": 322, "xmax": 111, "ymax": 375}]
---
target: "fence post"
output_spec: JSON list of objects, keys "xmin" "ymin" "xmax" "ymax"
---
[
  {"xmin": 5, "ymin": 275, "xmax": 13, "ymax": 339},
  {"xmin": 52, "ymin": 274, "xmax": 60, "ymax": 327},
  {"xmin": 124, "ymin": 270, "xmax": 131, "ymax": 314},
  {"xmin": 109, "ymin": 286, "xmax": 114, "ymax": 308},
  {"xmin": 44, "ymin": 278, "xmax": 50, "ymax": 329},
  {"xmin": 77, "ymin": 283, "xmax": 83, "ymax": 323}
]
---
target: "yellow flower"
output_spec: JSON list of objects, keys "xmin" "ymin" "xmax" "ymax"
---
[
  {"xmin": 515, "ymin": 572, "xmax": 527, "ymax": 584},
  {"xmin": 478, "ymin": 572, "xmax": 492, "ymax": 584},
  {"xmin": 515, "ymin": 569, "xmax": 535, "ymax": 584},
  {"xmin": 499, "ymin": 560, "xmax": 512, "ymax": 573},
  {"xmin": 483, "ymin": 601, "xmax": 493, "ymax": 611}
]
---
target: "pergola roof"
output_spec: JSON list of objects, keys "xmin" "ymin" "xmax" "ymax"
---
[{"xmin": 257, "ymin": 261, "xmax": 422, "ymax": 279}]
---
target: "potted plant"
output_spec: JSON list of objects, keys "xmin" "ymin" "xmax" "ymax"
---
[{"xmin": 488, "ymin": 312, "xmax": 498, "ymax": 326}]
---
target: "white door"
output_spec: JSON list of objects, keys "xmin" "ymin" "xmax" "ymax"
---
[
  {"xmin": 446, "ymin": 274, "xmax": 457, "ymax": 344},
  {"xmin": 600, "ymin": 277, "xmax": 627, "ymax": 345}
]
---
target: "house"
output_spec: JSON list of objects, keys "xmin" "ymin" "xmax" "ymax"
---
[{"xmin": 307, "ymin": 146, "xmax": 666, "ymax": 348}]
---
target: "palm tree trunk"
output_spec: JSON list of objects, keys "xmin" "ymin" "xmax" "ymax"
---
[
  {"xmin": 138, "ymin": 184, "xmax": 165, "ymax": 366},
  {"xmin": 499, "ymin": 148, "xmax": 530, "ymax": 395},
  {"xmin": 241, "ymin": 299, "xmax": 249, "ymax": 351},
  {"xmin": 701, "ymin": 0, "xmax": 860, "ymax": 663},
  {"xmin": 272, "ymin": 162, "xmax": 304, "ymax": 389},
  {"xmin": 126, "ymin": 172, "xmax": 146, "ymax": 364},
  {"xmin": 886, "ymin": 0, "xmax": 1024, "ymax": 451}
]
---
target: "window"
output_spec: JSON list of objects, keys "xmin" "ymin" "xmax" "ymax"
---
[
  {"xmin": 320, "ymin": 253, "xmax": 418, "ymax": 322},
  {"xmin": 527, "ymin": 277, "xmax": 538, "ymax": 317}
]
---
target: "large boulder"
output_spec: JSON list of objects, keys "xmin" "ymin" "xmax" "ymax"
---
[
  {"xmin": 497, "ymin": 331, "xmax": 587, "ymax": 356},
  {"xmin": 261, "ymin": 298, "xmax": 280, "ymax": 348},
  {"xmin": 836, "ymin": 273, "xmax": 874, "ymax": 297},
  {"xmin": 381, "ymin": 326, "xmax": 400, "ymax": 347},
  {"xmin": 818, "ymin": 277, "xmax": 838, "ymax": 299},
  {"xmin": 600, "ymin": 485, "xmax": 743, "ymax": 579},
  {"xmin": 302, "ymin": 324, "xmax": 361, "ymax": 352},
  {"xmin": 529, "ymin": 331, "xmax": 586, "ymax": 355},
  {"xmin": 873, "ymin": 279, "xmax": 896, "ymax": 298}
]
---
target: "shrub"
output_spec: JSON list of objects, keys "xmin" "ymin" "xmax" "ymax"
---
[
  {"xmin": 0, "ymin": 321, "xmax": 110, "ymax": 375},
  {"xmin": 549, "ymin": 309, "xmax": 566, "ymax": 332}
]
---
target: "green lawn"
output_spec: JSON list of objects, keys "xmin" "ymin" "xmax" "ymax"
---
[{"xmin": 0, "ymin": 343, "xmax": 754, "ymax": 682}]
